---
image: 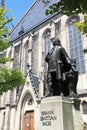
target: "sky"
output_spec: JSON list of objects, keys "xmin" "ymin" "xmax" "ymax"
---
[{"xmin": 5, "ymin": 0, "xmax": 35, "ymax": 27}]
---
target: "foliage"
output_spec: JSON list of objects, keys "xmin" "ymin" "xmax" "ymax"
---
[
  {"xmin": 45, "ymin": 0, "xmax": 87, "ymax": 35},
  {"xmin": 0, "ymin": 39, "xmax": 11, "ymax": 64},
  {"xmin": 0, "ymin": 6, "xmax": 12, "ymax": 63},
  {"xmin": 0, "ymin": 39, "xmax": 11, "ymax": 51},
  {"xmin": 75, "ymin": 16, "xmax": 87, "ymax": 35},
  {"xmin": 0, "ymin": 57, "xmax": 10, "ymax": 64},
  {"xmin": 0, "ymin": 6, "xmax": 12, "ymax": 38},
  {"xmin": 0, "ymin": 6, "xmax": 26, "ymax": 93},
  {"xmin": 0, "ymin": 67, "xmax": 26, "ymax": 93}
]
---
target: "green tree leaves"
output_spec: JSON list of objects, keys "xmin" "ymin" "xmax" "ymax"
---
[
  {"xmin": 0, "ymin": 6, "xmax": 12, "ymax": 38},
  {"xmin": 45, "ymin": 0, "xmax": 87, "ymax": 35},
  {"xmin": 0, "ymin": 67, "xmax": 26, "ymax": 93}
]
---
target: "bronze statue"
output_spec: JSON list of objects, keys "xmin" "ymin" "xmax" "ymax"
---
[{"xmin": 45, "ymin": 38, "xmax": 78, "ymax": 97}]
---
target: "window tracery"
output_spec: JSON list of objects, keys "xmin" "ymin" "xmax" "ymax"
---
[{"xmin": 66, "ymin": 15, "xmax": 85, "ymax": 74}]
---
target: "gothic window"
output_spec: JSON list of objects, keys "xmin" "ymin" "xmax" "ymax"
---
[
  {"xmin": 55, "ymin": 19, "xmax": 61, "ymax": 37},
  {"xmin": 24, "ymin": 40, "xmax": 32, "ymax": 75},
  {"xmin": 42, "ymin": 29, "xmax": 51, "ymax": 93},
  {"xmin": 15, "ymin": 44, "xmax": 20, "ymax": 52},
  {"xmin": 66, "ymin": 15, "xmax": 85, "ymax": 74},
  {"xmin": 42, "ymin": 29, "xmax": 51, "ymax": 67},
  {"xmin": 32, "ymin": 35, "xmax": 38, "ymax": 74},
  {"xmin": 13, "ymin": 43, "xmax": 21, "ymax": 69},
  {"xmin": 3, "ymin": 93, "xmax": 6, "ymax": 106},
  {"xmin": 16, "ymin": 86, "xmax": 23, "ymax": 102},
  {"xmin": 10, "ymin": 89, "xmax": 14, "ymax": 104}
]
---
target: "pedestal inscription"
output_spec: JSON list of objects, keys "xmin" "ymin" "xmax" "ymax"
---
[
  {"xmin": 39, "ymin": 96, "xmax": 65, "ymax": 130},
  {"xmin": 40, "ymin": 110, "xmax": 57, "ymax": 126}
]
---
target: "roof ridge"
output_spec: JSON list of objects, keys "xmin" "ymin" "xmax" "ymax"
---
[{"xmin": 11, "ymin": 0, "xmax": 37, "ymax": 34}]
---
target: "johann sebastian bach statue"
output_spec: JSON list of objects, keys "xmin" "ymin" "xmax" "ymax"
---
[{"xmin": 45, "ymin": 37, "xmax": 78, "ymax": 97}]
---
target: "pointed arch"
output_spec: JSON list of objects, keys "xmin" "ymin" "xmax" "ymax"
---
[
  {"xmin": 66, "ymin": 15, "xmax": 85, "ymax": 74},
  {"xmin": 66, "ymin": 15, "xmax": 80, "ymax": 26},
  {"xmin": 42, "ymin": 28, "xmax": 51, "ymax": 95},
  {"xmin": 42, "ymin": 28, "xmax": 51, "ymax": 63},
  {"xmin": 42, "ymin": 28, "xmax": 51, "ymax": 38},
  {"xmin": 20, "ymin": 91, "xmax": 35, "ymax": 130},
  {"xmin": 24, "ymin": 39, "xmax": 32, "ymax": 75}
]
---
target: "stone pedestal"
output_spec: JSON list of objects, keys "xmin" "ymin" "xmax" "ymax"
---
[{"xmin": 39, "ymin": 96, "xmax": 83, "ymax": 130}]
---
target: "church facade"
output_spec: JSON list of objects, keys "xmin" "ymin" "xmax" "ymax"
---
[{"xmin": 0, "ymin": 0, "xmax": 87, "ymax": 130}]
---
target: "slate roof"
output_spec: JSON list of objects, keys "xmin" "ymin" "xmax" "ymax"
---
[
  {"xmin": 32, "ymin": 74, "xmax": 39, "ymax": 89},
  {"xmin": 29, "ymin": 72, "xmax": 39, "ymax": 89},
  {"xmin": 10, "ymin": 0, "xmax": 59, "ymax": 40}
]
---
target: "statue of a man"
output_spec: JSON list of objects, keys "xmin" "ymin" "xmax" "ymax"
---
[{"xmin": 45, "ymin": 37, "xmax": 78, "ymax": 97}]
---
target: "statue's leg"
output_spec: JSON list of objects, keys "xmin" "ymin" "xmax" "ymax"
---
[
  {"xmin": 62, "ymin": 80, "xmax": 70, "ymax": 96},
  {"xmin": 50, "ymin": 72, "xmax": 61, "ymax": 96},
  {"xmin": 46, "ymin": 73, "xmax": 53, "ymax": 97},
  {"xmin": 46, "ymin": 72, "xmax": 63, "ymax": 96},
  {"xmin": 50, "ymin": 72, "xmax": 56, "ymax": 96},
  {"xmin": 45, "ymin": 72, "xmax": 55, "ymax": 97},
  {"xmin": 53, "ymin": 80, "xmax": 60, "ymax": 96},
  {"xmin": 48, "ymin": 79, "xmax": 53, "ymax": 96}
]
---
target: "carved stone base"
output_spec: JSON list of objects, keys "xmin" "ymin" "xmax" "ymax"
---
[{"xmin": 39, "ymin": 96, "xmax": 83, "ymax": 130}]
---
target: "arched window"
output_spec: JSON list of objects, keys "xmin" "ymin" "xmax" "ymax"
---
[
  {"xmin": 13, "ymin": 42, "xmax": 21, "ymax": 69},
  {"xmin": 42, "ymin": 29, "xmax": 51, "ymax": 66},
  {"xmin": 24, "ymin": 39, "xmax": 32, "ymax": 75},
  {"xmin": 42, "ymin": 29, "xmax": 51, "ymax": 94},
  {"xmin": 43, "ymin": 29, "xmax": 51, "ymax": 55},
  {"xmin": 66, "ymin": 15, "xmax": 85, "ymax": 74},
  {"xmin": 10, "ymin": 89, "xmax": 14, "ymax": 104}
]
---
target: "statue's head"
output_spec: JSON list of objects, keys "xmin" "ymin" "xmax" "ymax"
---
[{"xmin": 51, "ymin": 37, "xmax": 61, "ymax": 46}]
